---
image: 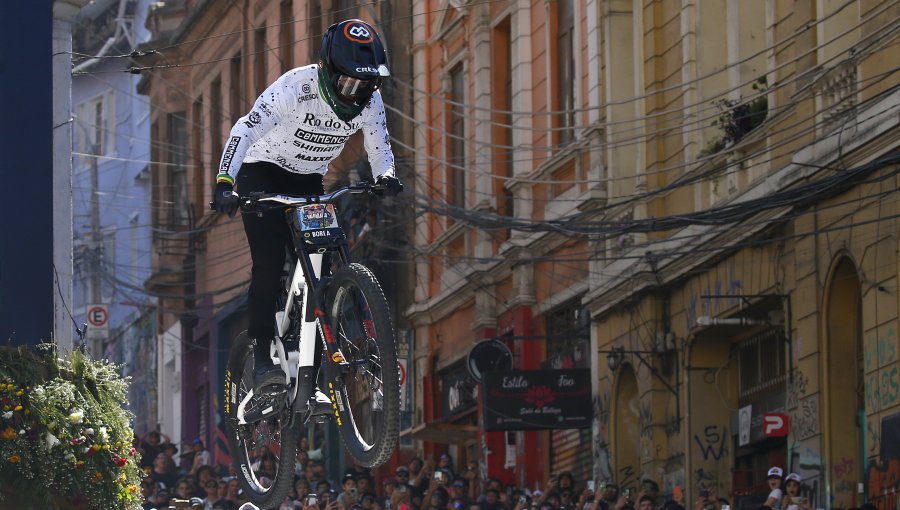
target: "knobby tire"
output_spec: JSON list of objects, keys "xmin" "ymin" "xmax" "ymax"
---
[
  {"xmin": 325, "ymin": 263, "xmax": 400, "ymax": 467},
  {"xmin": 225, "ymin": 332, "xmax": 300, "ymax": 510}
]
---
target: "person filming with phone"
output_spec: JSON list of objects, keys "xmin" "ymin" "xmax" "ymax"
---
[{"xmin": 778, "ymin": 474, "xmax": 810, "ymax": 510}]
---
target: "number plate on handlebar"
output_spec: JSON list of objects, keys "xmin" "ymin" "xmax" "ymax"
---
[
  {"xmin": 291, "ymin": 203, "xmax": 343, "ymax": 245},
  {"xmin": 298, "ymin": 204, "xmax": 337, "ymax": 231}
]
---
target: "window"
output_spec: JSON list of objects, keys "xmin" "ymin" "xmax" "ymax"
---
[
  {"xmin": 334, "ymin": 0, "xmax": 354, "ymax": 24},
  {"xmin": 556, "ymin": 0, "xmax": 575, "ymax": 145},
  {"xmin": 151, "ymin": 120, "xmax": 160, "ymax": 231},
  {"xmin": 230, "ymin": 53, "xmax": 243, "ymax": 124},
  {"xmin": 280, "ymin": 0, "xmax": 294, "ymax": 70},
  {"xmin": 737, "ymin": 328, "xmax": 787, "ymax": 407},
  {"xmin": 191, "ymin": 97, "xmax": 204, "ymax": 211},
  {"xmin": 492, "ymin": 17, "xmax": 514, "ymax": 237},
  {"xmin": 254, "ymin": 28, "xmax": 267, "ymax": 95},
  {"xmin": 210, "ymin": 77, "xmax": 223, "ymax": 171},
  {"xmin": 93, "ymin": 101, "xmax": 104, "ymax": 154},
  {"xmin": 308, "ymin": 1, "xmax": 322, "ymax": 62},
  {"xmin": 76, "ymin": 93, "xmax": 115, "ymax": 158},
  {"xmin": 448, "ymin": 63, "xmax": 466, "ymax": 208},
  {"xmin": 168, "ymin": 112, "xmax": 190, "ymax": 228}
]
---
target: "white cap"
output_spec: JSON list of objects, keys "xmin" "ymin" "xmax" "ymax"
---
[
  {"xmin": 767, "ymin": 467, "xmax": 784, "ymax": 478},
  {"xmin": 785, "ymin": 473, "xmax": 801, "ymax": 483}
]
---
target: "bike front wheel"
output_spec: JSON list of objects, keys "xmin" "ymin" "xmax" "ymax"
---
[
  {"xmin": 224, "ymin": 331, "xmax": 299, "ymax": 509},
  {"xmin": 325, "ymin": 263, "xmax": 400, "ymax": 467}
]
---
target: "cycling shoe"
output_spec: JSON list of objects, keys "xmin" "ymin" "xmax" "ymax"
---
[
  {"xmin": 309, "ymin": 389, "xmax": 332, "ymax": 416},
  {"xmin": 253, "ymin": 364, "xmax": 286, "ymax": 395}
]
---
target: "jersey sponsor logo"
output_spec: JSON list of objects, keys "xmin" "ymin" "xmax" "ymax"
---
[
  {"xmin": 344, "ymin": 23, "xmax": 374, "ymax": 43},
  {"xmin": 298, "ymin": 92, "xmax": 319, "ymax": 102},
  {"xmin": 293, "ymin": 140, "xmax": 340, "ymax": 153},
  {"xmin": 275, "ymin": 155, "xmax": 300, "ymax": 172},
  {"xmin": 356, "ymin": 66, "xmax": 378, "ymax": 73},
  {"xmin": 302, "ymin": 113, "xmax": 354, "ymax": 131},
  {"xmin": 296, "ymin": 153, "xmax": 332, "ymax": 162},
  {"xmin": 294, "ymin": 128, "xmax": 348, "ymax": 145},
  {"xmin": 258, "ymin": 101, "xmax": 274, "ymax": 117},
  {"xmin": 242, "ymin": 111, "xmax": 262, "ymax": 128},
  {"xmin": 302, "ymin": 84, "xmax": 311, "ymax": 94},
  {"xmin": 219, "ymin": 136, "xmax": 241, "ymax": 172}
]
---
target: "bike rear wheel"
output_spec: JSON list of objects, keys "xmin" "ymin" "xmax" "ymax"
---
[
  {"xmin": 325, "ymin": 263, "xmax": 400, "ymax": 467},
  {"xmin": 225, "ymin": 332, "xmax": 299, "ymax": 509}
]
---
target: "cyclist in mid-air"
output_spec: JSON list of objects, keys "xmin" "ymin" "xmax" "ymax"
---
[{"xmin": 212, "ymin": 18, "xmax": 403, "ymax": 398}]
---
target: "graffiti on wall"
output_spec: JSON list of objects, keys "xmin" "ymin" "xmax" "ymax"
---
[
  {"xmin": 786, "ymin": 369, "xmax": 809, "ymax": 410},
  {"xmin": 685, "ymin": 269, "xmax": 743, "ymax": 331},
  {"xmin": 867, "ymin": 459, "xmax": 900, "ymax": 497},
  {"xmin": 865, "ymin": 327, "xmax": 897, "ymax": 372},
  {"xmin": 639, "ymin": 402, "xmax": 653, "ymax": 440},
  {"xmin": 693, "ymin": 425, "xmax": 727, "ymax": 461},
  {"xmin": 868, "ymin": 419, "xmax": 882, "ymax": 455},
  {"xmin": 867, "ymin": 365, "xmax": 900, "ymax": 413},
  {"xmin": 868, "ymin": 413, "xmax": 900, "ymax": 510},
  {"xmin": 619, "ymin": 464, "xmax": 639, "ymax": 491},
  {"xmin": 790, "ymin": 396, "xmax": 819, "ymax": 441},
  {"xmin": 593, "ymin": 391, "xmax": 614, "ymax": 482}
]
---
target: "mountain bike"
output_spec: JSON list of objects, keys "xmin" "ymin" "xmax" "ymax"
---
[{"xmin": 221, "ymin": 182, "xmax": 400, "ymax": 509}]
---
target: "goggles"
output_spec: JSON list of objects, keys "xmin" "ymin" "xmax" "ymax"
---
[{"xmin": 334, "ymin": 74, "xmax": 377, "ymax": 103}]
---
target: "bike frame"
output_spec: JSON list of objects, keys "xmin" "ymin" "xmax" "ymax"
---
[{"xmin": 235, "ymin": 186, "xmax": 365, "ymax": 425}]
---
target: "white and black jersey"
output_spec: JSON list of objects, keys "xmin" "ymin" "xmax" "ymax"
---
[{"xmin": 217, "ymin": 64, "xmax": 395, "ymax": 182}]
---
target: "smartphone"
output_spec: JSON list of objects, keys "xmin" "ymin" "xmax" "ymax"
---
[
  {"xmin": 519, "ymin": 496, "xmax": 530, "ymax": 505},
  {"xmin": 398, "ymin": 486, "xmax": 407, "ymax": 493},
  {"xmin": 307, "ymin": 494, "xmax": 319, "ymax": 507},
  {"xmin": 622, "ymin": 489, "xmax": 631, "ymax": 500},
  {"xmin": 350, "ymin": 488, "xmax": 358, "ymax": 498},
  {"xmin": 434, "ymin": 471, "xmax": 443, "ymax": 482},
  {"xmin": 792, "ymin": 497, "xmax": 806, "ymax": 505},
  {"xmin": 587, "ymin": 481, "xmax": 595, "ymax": 492}
]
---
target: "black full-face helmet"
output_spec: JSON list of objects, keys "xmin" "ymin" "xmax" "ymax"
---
[{"xmin": 318, "ymin": 19, "xmax": 390, "ymax": 121}]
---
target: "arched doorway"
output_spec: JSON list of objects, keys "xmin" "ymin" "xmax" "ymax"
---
[
  {"xmin": 826, "ymin": 257, "xmax": 864, "ymax": 507},
  {"xmin": 613, "ymin": 363, "xmax": 641, "ymax": 492}
]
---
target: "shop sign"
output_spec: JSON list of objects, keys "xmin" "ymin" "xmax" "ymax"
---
[
  {"xmin": 441, "ymin": 365, "xmax": 477, "ymax": 417},
  {"xmin": 763, "ymin": 412, "xmax": 790, "ymax": 437},
  {"xmin": 482, "ymin": 369, "xmax": 592, "ymax": 431},
  {"xmin": 730, "ymin": 393, "xmax": 786, "ymax": 444}
]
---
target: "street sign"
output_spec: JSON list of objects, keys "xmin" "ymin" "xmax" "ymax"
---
[
  {"xmin": 763, "ymin": 412, "xmax": 790, "ymax": 437},
  {"xmin": 399, "ymin": 359, "xmax": 408, "ymax": 412},
  {"xmin": 85, "ymin": 304, "xmax": 109, "ymax": 341}
]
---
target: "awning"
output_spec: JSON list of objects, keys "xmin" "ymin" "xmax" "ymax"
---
[{"xmin": 400, "ymin": 422, "xmax": 478, "ymax": 445}]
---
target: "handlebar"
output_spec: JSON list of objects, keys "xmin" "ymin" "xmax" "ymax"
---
[{"xmin": 209, "ymin": 181, "xmax": 389, "ymax": 212}]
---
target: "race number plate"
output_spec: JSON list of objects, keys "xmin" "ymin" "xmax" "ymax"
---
[{"xmin": 297, "ymin": 204, "xmax": 337, "ymax": 231}]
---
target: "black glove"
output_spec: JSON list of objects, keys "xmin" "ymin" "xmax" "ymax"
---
[
  {"xmin": 376, "ymin": 175, "xmax": 403, "ymax": 196},
  {"xmin": 213, "ymin": 181, "xmax": 240, "ymax": 217}
]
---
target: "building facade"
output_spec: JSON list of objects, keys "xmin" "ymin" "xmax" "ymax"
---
[
  {"xmin": 72, "ymin": 0, "xmax": 158, "ymax": 434},
  {"xmin": 408, "ymin": 0, "xmax": 900, "ymax": 507},
  {"xmin": 138, "ymin": 0, "xmax": 413, "ymax": 471}
]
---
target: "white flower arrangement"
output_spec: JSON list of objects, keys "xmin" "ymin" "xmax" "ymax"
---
[{"xmin": 0, "ymin": 346, "xmax": 143, "ymax": 509}]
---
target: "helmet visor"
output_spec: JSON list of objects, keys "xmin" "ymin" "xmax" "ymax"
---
[{"xmin": 334, "ymin": 74, "xmax": 376, "ymax": 104}]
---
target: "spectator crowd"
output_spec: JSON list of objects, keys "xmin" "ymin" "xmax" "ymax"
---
[{"xmin": 137, "ymin": 430, "xmax": 862, "ymax": 510}]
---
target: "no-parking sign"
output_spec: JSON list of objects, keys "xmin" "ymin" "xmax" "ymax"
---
[
  {"xmin": 399, "ymin": 359, "xmax": 408, "ymax": 411},
  {"xmin": 85, "ymin": 304, "xmax": 109, "ymax": 340}
]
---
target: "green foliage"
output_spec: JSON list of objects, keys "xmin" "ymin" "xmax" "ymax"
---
[
  {"xmin": 0, "ymin": 345, "xmax": 142, "ymax": 509},
  {"xmin": 700, "ymin": 76, "xmax": 769, "ymax": 158}
]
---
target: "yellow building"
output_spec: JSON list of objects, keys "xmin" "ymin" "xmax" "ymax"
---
[{"xmin": 408, "ymin": 0, "xmax": 900, "ymax": 507}]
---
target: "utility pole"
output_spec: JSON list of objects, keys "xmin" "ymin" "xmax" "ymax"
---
[{"xmin": 90, "ymin": 142, "xmax": 102, "ymax": 356}]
